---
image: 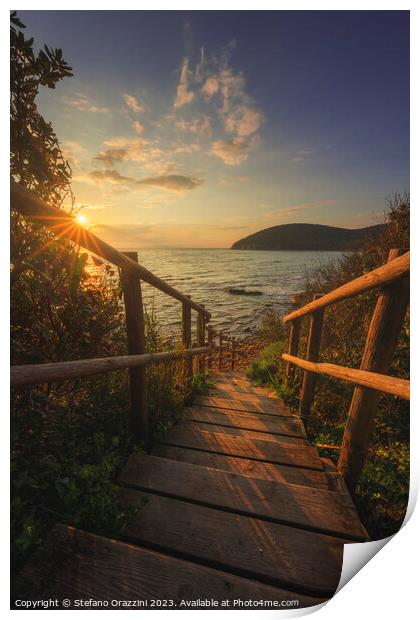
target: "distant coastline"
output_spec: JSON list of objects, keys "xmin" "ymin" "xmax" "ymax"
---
[{"xmin": 231, "ymin": 223, "xmax": 384, "ymax": 251}]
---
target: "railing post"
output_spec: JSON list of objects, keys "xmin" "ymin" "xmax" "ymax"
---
[
  {"xmin": 197, "ymin": 306, "xmax": 206, "ymax": 374},
  {"xmin": 338, "ymin": 249, "xmax": 409, "ymax": 494},
  {"xmin": 121, "ymin": 251, "xmax": 148, "ymax": 444},
  {"xmin": 218, "ymin": 332, "xmax": 224, "ymax": 370},
  {"xmin": 207, "ymin": 326, "xmax": 213, "ymax": 369},
  {"xmin": 286, "ymin": 318, "xmax": 301, "ymax": 384},
  {"xmin": 182, "ymin": 296, "xmax": 192, "ymax": 390},
  {"xmin": 231, "ymin": 337, "xmax": 236, "ymax": 370},
  {"xmin": 299, "ymin": 294, "xmax": 325, "ymax": 417}
]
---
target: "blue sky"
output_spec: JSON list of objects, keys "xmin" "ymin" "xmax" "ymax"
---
[{"xmin": 20, "ymin": 10, "xmax": 409, "ymax": 248}]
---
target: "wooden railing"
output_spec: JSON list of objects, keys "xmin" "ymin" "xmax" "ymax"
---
[
  {"xmin": 10, "ymin": 182, "xmax": 244, "ymax": 445},
  {"xmin": 282, "ymin": 248, "xmax": 410, "ymax": 492}
]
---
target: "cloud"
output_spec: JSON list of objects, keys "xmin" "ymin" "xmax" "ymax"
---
[
  {"xmin": 66, "ymin": 95, "xmax": 109, "ymax": 113},
  {"xmin": 101, "ymin": 137, "xmax": 149, "ymax": 162},
  {"xmin": 133, "ymin": 121, "xmax": 144, "ymax": 134},
  {"xmin": 88, "ymin": 169, "xmax": 133, "ymax": 185},
  {"xmin": 136, "ymin": 174, "xmax": 203, "ymax": 192},
  {"xmin": 86, "ymin": 169, "xmax": 203, "ymax": 192},
  {"xmin": 268, "ymin": 200, "xmax": 338, "ymax": 217},
  {"xmin": 210, "ymin": 136, "xmax": 260, "ymax": 166},
  {"xmin": 174, "ymin": 59, "xmax": 195, "ymax": 109},
  {"xmin": 175, "ymin": 116, "xmax": 211, "ymax": 137},
  {"xmin": 202, "ymin": 77, "xmax": 219, "ymax": 97},
  {"xmin": 122, "ymin": 93, "xmax": 144, "ymax": 113},
  {"xmin": 224, "ymin": 105, "xmax": 262, "ymax": 137},
  {"xmin": 94, "ymin": 148, "xmax": 128, "ymax": 166}
]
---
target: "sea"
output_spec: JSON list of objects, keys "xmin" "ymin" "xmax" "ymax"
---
[{"xmin": 127, "ymin": 249, "xmax": 342, "ymax": 339}]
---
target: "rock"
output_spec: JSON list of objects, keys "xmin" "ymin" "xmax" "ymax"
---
[{"xmin": 227, "ymin": 288, "xmax": 263, "ymax": 296}]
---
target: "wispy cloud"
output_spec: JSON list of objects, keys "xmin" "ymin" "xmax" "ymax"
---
[
  {"xmin": 65, "ymin": 95, "xmax": 110, "ymax": 113},
  {"xmin": 175, "ymin": 116, "xmax": 212, "ymax": 137},
  {"xmin": 122, "ymin": 93, "xmax": 144, "ymax": 113},
  {"xmin": 210, "ymin": 135, "xmax": 260, "ymax": 166},
  {"xmin": 86, "ymin": 169, "xmax": 203, "ymax": 192},
  {"xmin": 174, "ymin": 58, "xmax": 195, "ymax": 109},
  {"xmin": 94, "ymin": 148, "xmax": 128, "ymax": 166},
  {"xmin": 267, "ymin": 200, "xmax": 338, "ymax": 217}
]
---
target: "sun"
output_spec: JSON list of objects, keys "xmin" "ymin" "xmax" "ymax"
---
[{"xmin": 76, "ymin": 213, "xmax": 88, "ymax": 226}]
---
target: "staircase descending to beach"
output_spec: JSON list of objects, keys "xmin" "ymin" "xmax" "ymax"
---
[
  {"xmin": 16, "ymin": 370, "xmax": 367, "ymax": 608},
  {"xmin": 11, "ymin": 183, "xmax": 409, "ymax": 609}
]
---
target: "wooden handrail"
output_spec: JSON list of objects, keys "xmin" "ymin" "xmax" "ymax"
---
[
  {"xmin": 282, "ymin": 354, "xmax": 409, "ymax": 401},
  {"xmin": 283, "ymin": 251, "xmax": 410, "ymax": 323},
  {"xmin": 11, "ymin": 182, "xmax": 211, "ymax": 319},
  {"xmin": 11, "ymin": 347, "xmax": 210, "ymax": 388}
]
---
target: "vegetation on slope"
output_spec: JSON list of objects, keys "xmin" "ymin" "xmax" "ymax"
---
[
  {"xmin": 231, "ymin": 222, "xmax": 384, "ymax": 251},
  {"xmin": 247, "ymin": 195, "xmax": 409, "ymax": 540},
  {"xmin": 10, "ymin": 13, "xmax": 208, "ymax": 572}
]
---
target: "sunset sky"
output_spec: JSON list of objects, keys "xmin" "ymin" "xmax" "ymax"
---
[{"xmin": 20, "ymin": 10, "xmax": 409, "ymax": 248}]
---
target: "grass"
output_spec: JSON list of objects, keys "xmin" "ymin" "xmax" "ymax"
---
[
  {"xmin": 11, "ymin": 314, "xmax": 212, "ymax": 574},
  {"xmin": 246, "ymin": 334, "xmax": 409, "ymax": 541}
]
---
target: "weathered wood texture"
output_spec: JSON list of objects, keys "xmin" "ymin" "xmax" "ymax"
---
[
  {"xmin": 183, "ymin": 406, "xmax": 306, "ymax": 437},
  {"xmin": 182, "ymin": 299, "xmax": 193, "ymax": 387},
  {"xmin": 338, "ymin": 249, "xmax": 410, "ymax": 492},
  {"xmin": 299, "ymin": 295, "xmax": 325, "ymax": 416},
  {"xmin": 286, "ymin": 318, "xmax": 301, "ymax": 382},
  {"xmin": 218, "ymin": 332, "xmax": 224, "ymax": 370},
  {"xmin": 11, "ymin": 347, "xmax": 210, "ymax": 388},
  {"xmin": 121, "ymin": 251, "xmax": 148, "ymax": 442},
  {"xmin": 196, "ymin": 395, "xmax": 293, "ymax": 417},
  {"xmin": 282, "ymin": 354, "xmax": 409, "ymax": 400},
  {"xmin": 15, "ymin": 524, "xmax": 322, "ymax": 609},
  {"xmin": 283, "ymin": 250, "xmax": 409, "ymax": 322},
  {"xmin": 173, "ymin": 420, "xmax": 308, "ymax": 445},
  {"xmin": 152, "ymin": 443, "xmax": 330, "ymax": 489},
  {"xmin": 231, "ymin": 337, "xmax": 236, "ymax": 370},
  {"xmin": 121, "ymin": 490, "xmax": 347, "ymax": 598},
  {"xmin": 119, "ymin": 454, "xmax": 366, "ymax": 540},
  {"xmin": 158, "ymin": 426, "xmax": 321, "ymax": 469},
  {"xmin": 197, "ymin": 309, "xmax": 206, "ymax": 373},
  {"xmin": 11, "ymin": 182, "xmax": 211, "ymax": 318}
]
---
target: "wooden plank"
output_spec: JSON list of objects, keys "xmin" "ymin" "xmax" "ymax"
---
[
  {"xmin": 283, "ymin": 251, "xmax": 409, "ymax": 323},
  {"xmin": 153, "ymin": 444, "xmax": 330, "ymax": 489},
  {"xmin": 182, "ymin": 299, "xmax": 193, "ymax": 388},
  {"xmin": 282, "ymin": 354, "xmax": 409, "ymax": 401},
  {"xmin": 159, "ymin": 426, "xmax": 322, "ymax": 470},
  {"xmin": 11, "ymin": 347, "xmax": 209, "ymax": 388},
  {"xmin": 210, "ymin": 374, "xmax": 277, "ymax": 397},
  {"xmin": 15, "ymin": 524, "xmax": 322, "ymax": 609},
  {"xmin": 122, "ymin": 491, "xmax": 347, "ymax": 598},
  {"xmin": 299, "ymin": 295, "xmax": 325, "ymax": 417},
  {"xmin": 338, "ymin": 249, "xmax": 410, "ymax": 492},
  {"xmin": 183, "ymin": 406, "xmax": 306, "ymax": 438},
  {"xmin": 119, "ymin": 455, "xmax": 367, "ymax": 540},
  {"xmin": 197, "ymin": 395, "xmax": 293, "ymax": 417},
  {"xmin": 121, "ymin": 251, "xmax": 148, "ymax": 443},
  {"xmin": 286, "ymin": 318, "xmax": 301, "ymax": 382},
  {"xmin": 179, "ymin": 420, "xmax": 308, "ymax": 446}
]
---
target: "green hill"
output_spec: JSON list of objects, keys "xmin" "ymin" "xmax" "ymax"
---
[{"xmin": 231, "ymin": 223, "xmax": 384, "ymax": 251}]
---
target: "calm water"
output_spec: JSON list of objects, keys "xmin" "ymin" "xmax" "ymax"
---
[{"xmin": 129, "ymin": 249, "xmax": 341, "ymax": 339}]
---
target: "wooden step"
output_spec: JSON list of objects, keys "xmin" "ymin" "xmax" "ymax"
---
[
  {"xmin": 15, "ymin": 524, "xmax": 323, "ymax": 609},
  {"xmin": 183, "ymin": 406, "xmax": 306, "ymax": 438},
  {"xmin": 183, "ymin": 420, "xmax": 308, "ymax": 445},
  {"xmin": 122, "ymin": 491, "xmax": 347, "ymax": 598},
  {"xmin": 197, "ymin": 395, "xmax": 292, "ymax": 417},
  {"xmin": 153, "ymin": 444, "xmax": 330, "ymax": 490},
  {"xmin": 119, "ymin": 455, "xmax": 367, "ymax": 541},
  {"xmin": 159, "ymin": 426, "xmax": 322, "ymax": 470}
]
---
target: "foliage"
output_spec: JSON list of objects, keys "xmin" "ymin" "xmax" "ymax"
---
[
  {"xmin": 247, "ymin": 195, "xmax": 410, "ymax": 540},
  {"xmin": 10, "ymin": 13, "xmax": 204, "ymax": 573}
]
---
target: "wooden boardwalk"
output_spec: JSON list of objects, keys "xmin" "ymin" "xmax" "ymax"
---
[{"xmin": 17, "ymin": 371, "xmax": 367, "ymax": 609}]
